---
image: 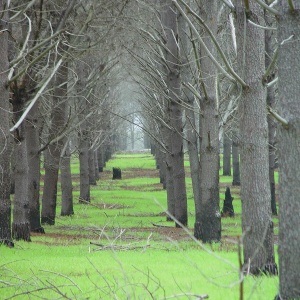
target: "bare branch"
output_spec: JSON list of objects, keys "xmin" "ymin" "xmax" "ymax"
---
[
  {"xmin": 174, "ymin": 0, "xmax": 248, "ymax": 88},
  {"xmin": 253, "ymin": 0, "xmax": 279, "ymax": 15},
  {"xmin": 10, "ymin": 59, "xmax": 63, "ymax": 132}
]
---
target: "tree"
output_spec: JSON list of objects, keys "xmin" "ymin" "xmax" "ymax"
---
[
  {"xmin": 277, "ymin": 1, "xmax": 300, "ymax": 298},
  {"xmin": 235, "ymin": 0, "xmax": 277, "ymax": 274},
  {"xmin": 0, "ymin": 0, "xmax": 13, "ymax": 246},
  {"xmin": 193, "ymin": 0, "xmax": 221, "ymax": 242},
  {"xmin": 161, "ymin": 0, "xmax": 188, "ymax": 226}
]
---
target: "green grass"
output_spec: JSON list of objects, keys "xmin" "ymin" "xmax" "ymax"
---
[{"xmin": 0, "ymin": 152, "xmax": 279, "ymax": 299}]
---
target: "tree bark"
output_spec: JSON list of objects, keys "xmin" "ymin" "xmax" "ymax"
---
[
  {"xmin": 235, "ymin": 0, "xmax": 276, "ymax": 275},
  {"xmin": 277, "ymin": 2, "xmax": 300, "ymax": 298},
  {"xmin": 195, "ymin": 0, "xmax": 221, "ymax": 242},
  {"xmin": 232, "ymin": 139, "xmax": 240, "ymax": 186},
  {"xmin": 163, "ymin": 0, "xmax": 187, "ymax": 227},
  {"xmin": 0, "ymin": 3, "xmax": 13, "ymax": 246},
  {"xmin": 25, "ymin": 102, "xmax": 44, "ymax": 233},
  {"xmin": 223, "ymin": 134, "xmax": 231, "ymax": 176},
  {"xmin": 41, "ymin": 61, "xmax": 68, "ymax": 225},
  {"xmin": 79, "ymin": 130, "xmax": 90, "ymax": 203},
  {"xmin": 88, "ymin": 147, "xmax": 97, "ymax": 185},
  {"xmin": 265, "ymin": 8, "xmax": 277, "ymax": 216},
  {"xmin": 60, "ymin": 138, "xmax": 74, "ymax": 216}
]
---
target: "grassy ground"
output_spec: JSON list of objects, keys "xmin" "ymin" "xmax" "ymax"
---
[{"xmin": 0, "ymin": 152, "xmax": 279, "ymax": 299}]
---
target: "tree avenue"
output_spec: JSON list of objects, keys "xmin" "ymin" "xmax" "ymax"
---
[{"xmin": 0, "ymin": 0, "xmax": 299, "ymax": 297}]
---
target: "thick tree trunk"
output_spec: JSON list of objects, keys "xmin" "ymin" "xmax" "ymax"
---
[
  {"xmin": 235, "ymin": 1, "xmax": 276, "ymax": 275},
  {"xmin": 25, "ymin": 102, "xmax": 44, "ymax": 233},
  {"xmin": 60, "ymin": 139, "xmax": 74, "ymax": 216},
  {"xmin": 0, "ymin": 5, "xmax": 13, "ymax": 245},
  {"xmin": 195, "ymin": 0, "xmax": 221, "ymax": 242},
  {"xmin": 277, "ymin": 2, "xmax": 300, "ymax": 298},
  {"xmin": 41, "ymin": 62, "xmax": 68, "ymax": 225},
  {"xmin": 223, "ymin": 134, "xmax": 231, "ymax": 176}
]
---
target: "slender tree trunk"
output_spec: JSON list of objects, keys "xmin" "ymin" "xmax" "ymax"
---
[
  {"xmin": 223, "ymin": 134, "xmax": 231, "ymax": 176},
  {"xmin": 94, "ymin": 150, "xmax": 100, "ymax": 181},
  {"xmin": 88, "ymin": 147, "xmax": 97, "ymax": 185},
  {"xmin": 60, "ymin": 138, "xmax": 74, "ymax": 216},
  {"xmin": 277, "ymin": 2, "xmax": 300, "ymax": 298},
  {"xmin": 25, "ymin": 102, "xmax": 44, "ymax": 233},
  {"xmin": 178, "ymin": 9, "xmax": 201, "ymax": 227},
  {"xmin": 97, "ymin": 147, "xmax": 104, "ymax": 172},
  {"xmin": 235, "ymin": 1, "xmax": 276, "ymax": 274},
  {"xmin": 195, "ymin": 0, "xmax": 221, "ymax": 242},
  {"xmin": 164, "ymin": 126, "xmax": 175, "ymax": 220},
  {"xmin": 79, "ymin": 130, "xmax": 90, "ymax": 203},
  {"xmin": 0, "ymin": 4, "xmax": 13, "ymax": 245},
  {"xmin": 41, "ymin": 61, "xmax": 68, "ymax": 225},
  {"xmin": 265, "ymin": 9, "xmax": 277, "ymax": 216},
  {"xmin": 232, "ymin": 140, "xmax": 240, "ymax": 186},
  {"xmin": 163, "ymin": 0, "xmax": 187, "ymax": 226}
]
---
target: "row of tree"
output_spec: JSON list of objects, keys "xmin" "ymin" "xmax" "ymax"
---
[{"xmin": 0, "ymin": 1, "xmax": 299, "ymax": 299}]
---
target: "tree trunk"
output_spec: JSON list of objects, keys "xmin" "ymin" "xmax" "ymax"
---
[
  {"xmin": 178, "ymin": 10, "xmax": 201, "ymax": 228},
  {"xmin": 88, "ymin": 147, "xmax": 97, "ymax": 185},
  {"xmin": 12, "ymin": 142, "xmax": 31, "ymax": 241},
  {"xmin": 94, "ymin": 150, "xmax": 100, "ymax": 181},
  {"xmin": 265, "ymin": 9, "xmax": 277, "ymax": 216},
  {"xmin": 232, "ymin": 140, "xmax": 240, "ymax": 186},
  {"xmin": 223, "ymin": 134, "xmax": 231, "ymax": 176},
  {"xmin": 25, "ymin": 102, "xmax": 44, "ymax": 233},
  {"xmin": 235, "ymin": 1, "xmax": 276, "ymax": 275},
  {"xmin": 60, "ymin": 138, "xmax": 74, "ymax": 216},
  {"xmin": 277, "ymin": 2, "xmax": 300, "ymax": 298},
  {"xmin": 163, "ymin": 0, "xmax": 187, "ymax": 227},
  {"xmin": 79, "ymin": 130, "xmax": 90, "ymax": 203},
  {"xmin": 41, "ymin": 61, "xmax": 68, "ymax": 225},
  {"xmin": 195, "ymin": 0, "xmax": 221, "ymax": 242},
  {"xmin": 0, "ymin": 4, "xmax": 13, "ymax": 245}
]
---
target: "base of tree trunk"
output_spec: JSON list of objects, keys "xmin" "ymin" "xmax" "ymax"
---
[
  {"xmin": 232, "ymin": 180, "xmax": 240, "ymax": 186},
  {"xmin": 41, "ymin": 216, "xmax": 55, "ymax": 225},
  {"xmin": 243, "ymin": 262, "xmax": 278, "ymax": 276},
  {"xmin": 112, "ymin": 168, "xmax": 122, "ymax": 180},
  {"xmin": 31, "ymin": 226, "xmax": 45, "ymax": 234},
  {"xmin": 194, "ymin": 220, "xmax": 221, "ymax": 243},
  {"xmin": 79, "ymin": 198, "xmax": 90, "ymax": 204},
  {"xmin": 0, "ymin": 239, "xmax": 14, "ymax": 247},
  {"xmin": 61, "ymin": 211, "xmax": 74, "ymax": 216},
  {"xmin": 12, "ymin": 222, "xmax": 31, "ymax": 241}
]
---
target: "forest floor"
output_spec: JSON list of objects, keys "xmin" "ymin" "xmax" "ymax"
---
[{"xmin": 1, "ymin": 152, "xmax": 279, "ymax": 300}]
